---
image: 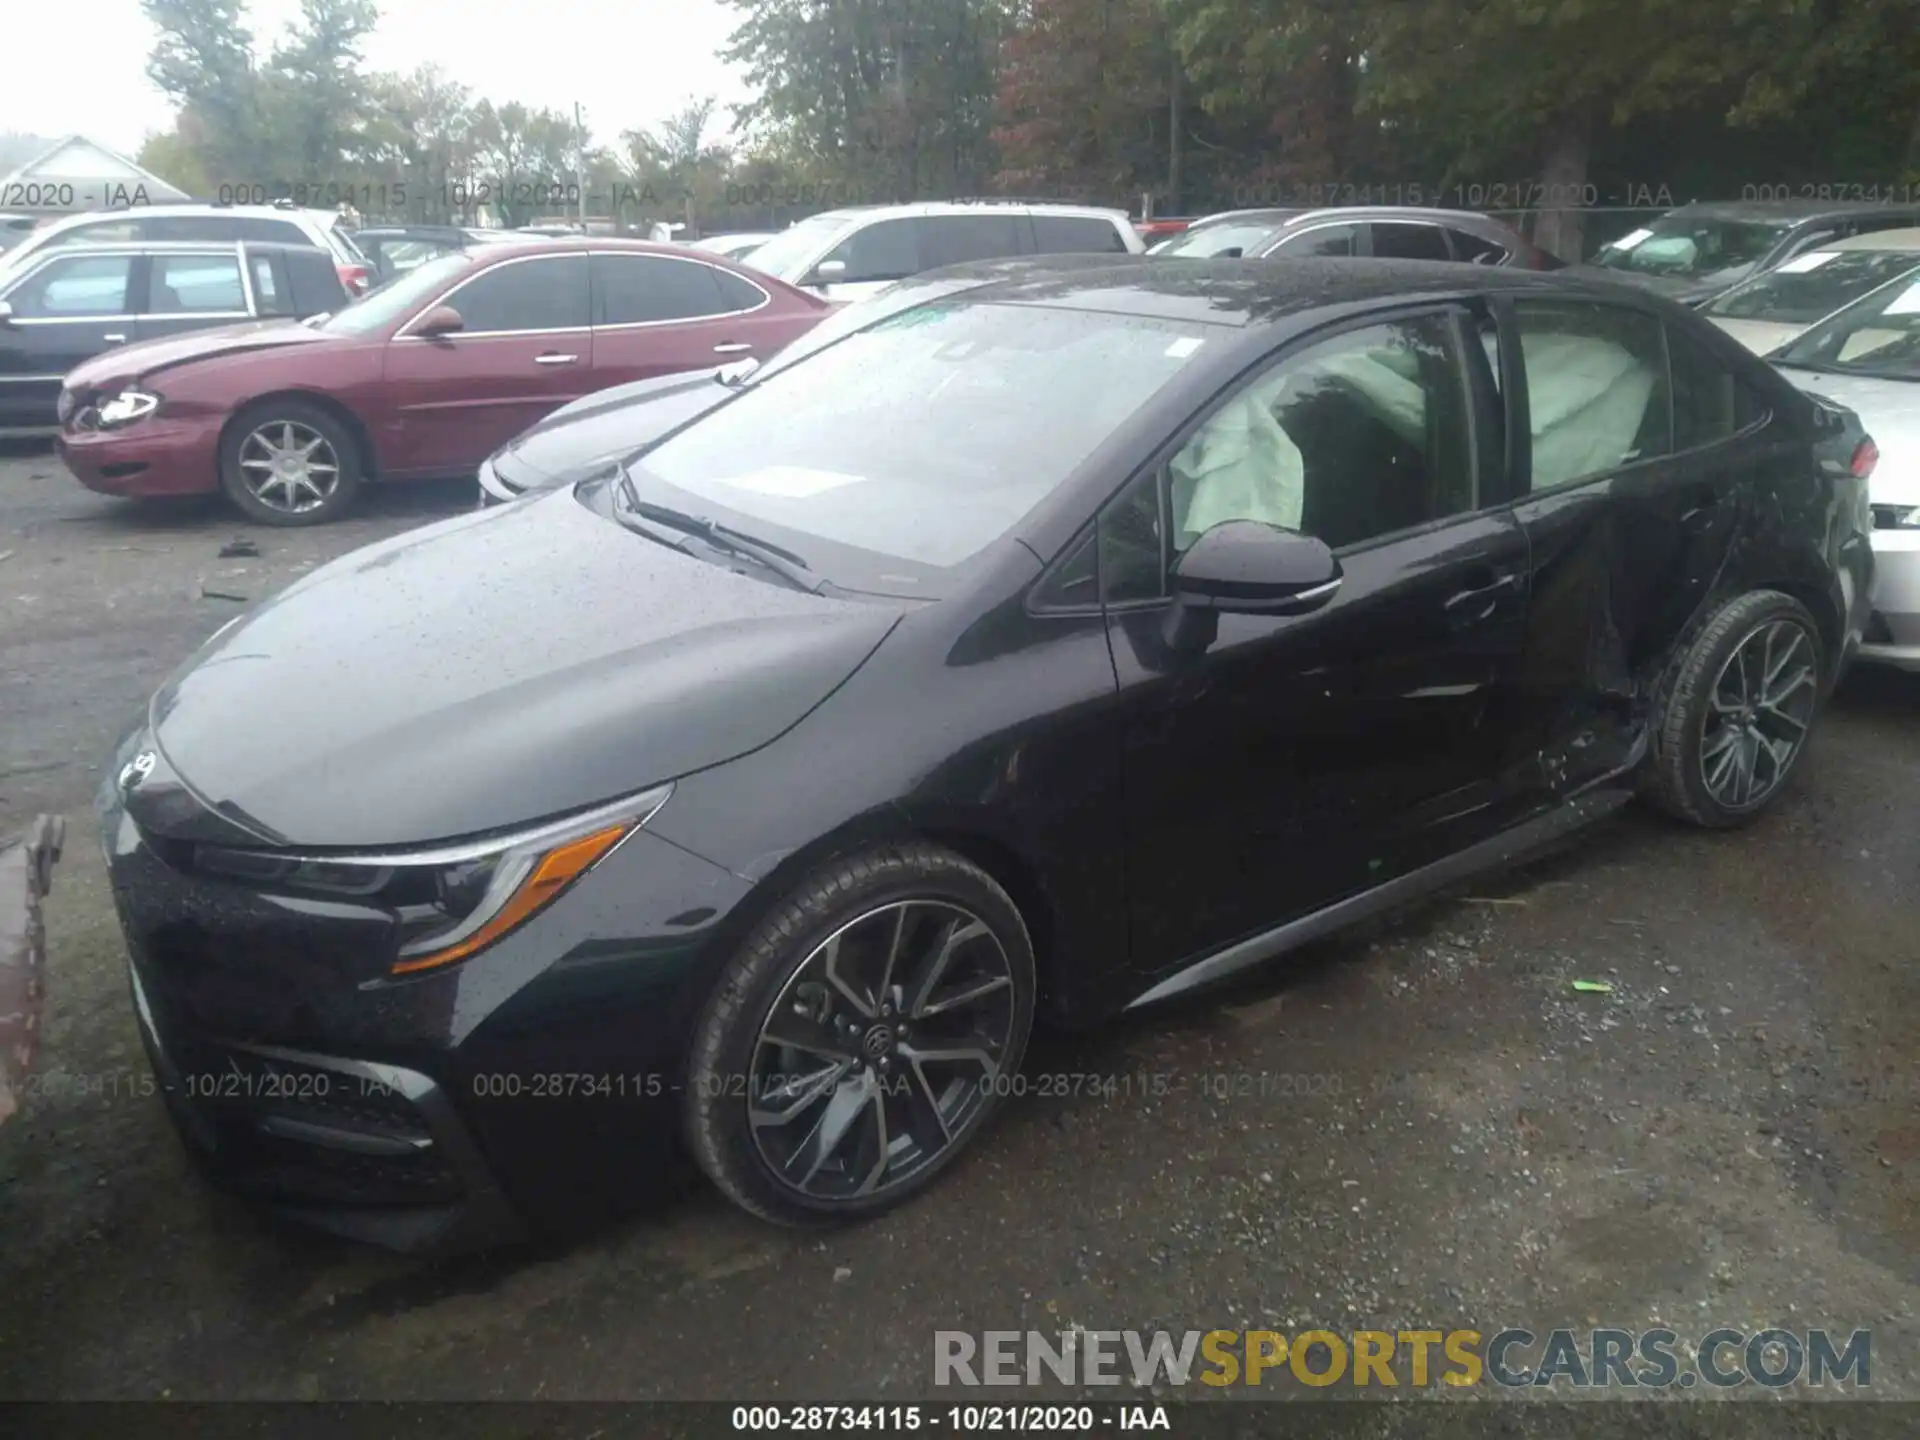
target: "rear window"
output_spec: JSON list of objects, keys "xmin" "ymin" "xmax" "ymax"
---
[
  {"xmin": 235, "ymin": 217, "xmax": 309, "ymax": 246},
  {"xmin": 1031, "ymin": 215, "xmax": 1130, "ymax": 255},
  {"xmin": 326, "ymin": 221, "xmax": 369, "ymax": 266},
  {"xmin": 285, "ymin": 247, "xmax": 349, "ymax": 316}
]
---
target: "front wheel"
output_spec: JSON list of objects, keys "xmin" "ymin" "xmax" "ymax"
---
[
  {"xmin": 684, "ymin": 843, "xmax": 1035, "ymax": 1226},
  {"xmin": 218, "ymin": 400, "xmax": 363, "ymax": 525},
  {"xmin": 1644, "ymin": 589, "xmax": 1825, "ymax": 827}
]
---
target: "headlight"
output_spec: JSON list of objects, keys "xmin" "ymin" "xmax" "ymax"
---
[
  {"xmin": 96, "ymin": 390, "xmax": 161, "ymax": 428},
  {"xmin": 1873, "ymin": 504, "xmax": 1920, "ymax": 530},
  {"xmin": 191, "ymin": 783, "xmax": 672, "ymax": 975}
]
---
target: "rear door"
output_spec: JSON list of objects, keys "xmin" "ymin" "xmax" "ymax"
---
[
  {"xmin": 1498, "ymin": 296, "xmax": 1754, "ymax": 795},
  {"xmin": 1031, "ymin": 214, "xmax": 1135, "ymax": 257},
  {"xmin": 589, "ymin": 251, "xmax": 793, "ymax": 384},
  {"xmin": 0, "ymin": 251, "xmax": 139, "ymax": 430},
  {"xmin": 378, "ymin": 252, "xmax": 592, "ymax": 475},
  {"xmin": 1367, "ymin": 220, "xmax": 1454, "ymax": 262},
  {"xmin": 917, "ymin": 213, "xmax": 1028, "ymax": 269},
  {"xmin": 133, "ymin": 247, "xmax": 251, "ymax": 342}
]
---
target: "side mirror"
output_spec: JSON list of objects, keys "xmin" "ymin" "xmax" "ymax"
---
[
  {"xmin": 810, "ymin": 259, "xmax": 847, "ymax": 285},
  {"xmin": 0, "ymin": 300, "xmax": 13, "ymax": 325},
  {"xmin": 1164, "ymin": 521, "xmax": 1341, "ymax": 649},
  {"xmin": 415, "ymin": 304, "xmax": 464, "ymax": 337}
]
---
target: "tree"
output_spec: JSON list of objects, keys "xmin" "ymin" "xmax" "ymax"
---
[
  {"xmin": 467, "ymin": 101, "xmax": 580, "ymax": 225},
  {"xmin": 361, "ymin": 66, "xmax": 475, "ymax": 221},
  {"xmin": 141, "ymin": 0, "xmax": 268, "ymax": 180},
  {"xmin": 262, "ymin": 0, "xmax": 380, "ymax": 178}
]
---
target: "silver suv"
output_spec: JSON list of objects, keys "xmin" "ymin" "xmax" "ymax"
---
[
  {"xmin": 0, "ymin": 204, "xmax": 374, "ymax": 295},
  {"xmin": 743, "ymin": 200, "xmax": 1144, "ymax": 301}
]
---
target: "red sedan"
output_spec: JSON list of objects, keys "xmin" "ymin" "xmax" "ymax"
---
[{"xmin": 56, "ymin": 238, "xmax": 830, "ymax": 524}]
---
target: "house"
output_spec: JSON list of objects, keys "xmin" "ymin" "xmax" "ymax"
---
[{"xmin": 0, "ymin": 135, "xmax": 189, "ymax": 214}]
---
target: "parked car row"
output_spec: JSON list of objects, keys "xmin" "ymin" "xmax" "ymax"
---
[{"xmin": 98, "ymin": 254, "xmax": 1880, "ymax": 1252}]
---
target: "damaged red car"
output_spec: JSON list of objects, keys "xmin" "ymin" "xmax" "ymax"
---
[{"xmin": 55, "ymin": 238, "xmax": 829, "ymax": 525}]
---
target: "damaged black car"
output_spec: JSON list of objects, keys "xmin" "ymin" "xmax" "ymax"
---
[{"xmin": 100, "ymin": 258, "xmax": 1875, "ymax": 1252}]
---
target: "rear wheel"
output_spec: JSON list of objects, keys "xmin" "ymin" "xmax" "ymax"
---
[
  {"xmin": 1644, "ymin": 589, "xmax": 1824, "ymax": 827},
  {"xmin": 684, "ymin": 843, "xmax": 1035, "ymax": 1226},
  {"xmin": 218, "ymin": 400, "xmax": 363, "ymax": 525}
]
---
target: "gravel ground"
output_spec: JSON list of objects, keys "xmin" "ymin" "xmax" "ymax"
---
[{"xmin": 0, "ymin": 444, "xmax": 1914, "ymax": 1410}]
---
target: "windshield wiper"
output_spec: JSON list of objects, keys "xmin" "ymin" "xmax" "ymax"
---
[{"xmin": 614, "ymin": 468, "xmax": 818, "ymax": 591}]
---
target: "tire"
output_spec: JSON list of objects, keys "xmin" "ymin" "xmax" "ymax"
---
[
  {"xmin": 685, "ymin": 842, "xmax": 1036, "ymax": 1227},
  {"xmin": 218, "ymin": 399, "xmax": 364, "ymax": 526},
  {"xmin": 1643, "ymin": 589, "xmax": 1825, "ymax": 828}
]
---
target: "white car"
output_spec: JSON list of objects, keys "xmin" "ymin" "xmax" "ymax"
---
[
  {"xmin": 1703, "ymin": 228, "xmax": 1920, "ymax": 354},
  {"xmin": 0, "ymin": 203, "xmax": 374, "ymax": 295},
  {"xmin": 1772, "ymin": 270, "xmax": 1920, "ymax": 668},
  {"xmin": 740, "ymin": 201, "xmax": 1143, "ymax": 302},
  {"xmin": 692, "ymin": 232, "xmax": 775, "ymax": 262}
]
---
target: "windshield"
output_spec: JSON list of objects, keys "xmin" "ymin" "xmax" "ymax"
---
[
  {"xmin": 1773, "ymin": 270, "xmax": 1920, "ymax": 379},
  {"xmin": 742, "ymin": 214, "xmax": 857, "ymax": 280},
  {"xmin": 1593, "ymin": 215, "xmax": 1791, "ymax": 277},
  {"xmin": 319, "ymin": 250, "xmax": 474, "ymax": 334},
  {"xmin": 1705, "ymin": 250, "xmax": 1920, "ymax": 324},
  {"xmin": 632, "ymin": 301, "xmax": 1217, "ymax": 578},
  {"xmin": 1158, "ymin": 218, "xmax": 1289, "ymax": 259}
]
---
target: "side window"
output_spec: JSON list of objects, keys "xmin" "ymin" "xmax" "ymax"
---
[
  {"xmin": 1667, "ymin": 324, "xmax": 1741, "ymax": 450},
  {"xmin": 1511, "ymin": 300, "xmax": 1670, "ymax": 490},
  {"xmin": 919, "ymin": 214, "xmax": 1026, "ymax": 269},
  {"xmin": 822, "ymin": 218, "xmax": 921, "ymax": 284},
  {"xmin": 146, "ymin": 216, "xmax": 231, "ymax": 242},
  {"xmin": 592, "ymin": 254, "xmax": 730, "ymax": 324},
  {"xmin": 1100, "ymin": 311, "xmax": 1478, "ymax": 598},
  {"xmin": 1268, "ymin": 223, "xmax": 1357, "ymax": 257},
  {"xmin": 1032, "ymin": 216, "xmax": 1130, "ymax": 255},
  {"xmin": 442, "ymin": 255, "xmax": 589, "ymax": 332},
  {"xmin": 5, "ymin": 254, "xmax": 135, "ymax": 317},
  {"xmin": 248, "ymin": 251, "xmax": 290, "ymax": 315},
  {"xmin": 146, "ymin": 252, "xmax": 246, "ymax": 313},
  {"xmin": 48, "ymin": 218, "xmax": 142, "ymax": 246},
  {"xmin": 710, "ymin": 267, "xmax": 769, "ymax": 312},
  {"xmin": 285, "ymin": 248, "xmax": 346, "ymax": 315},
  {"xmin": 1371, "ymin": 222, "xmax": 1451, "ymax": 262},
  {"xmin": 235, "ymin": 218, "xmax": 309, "ymax": 246},
  {"xmin": 1448, "ymin": 228, "xmax": 1510, "ymax": 265}
]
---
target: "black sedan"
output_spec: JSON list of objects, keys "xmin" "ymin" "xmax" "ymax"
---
[{"xmin": 101, "ymin": 258, "xmax": 1875, "ymax": 1251}]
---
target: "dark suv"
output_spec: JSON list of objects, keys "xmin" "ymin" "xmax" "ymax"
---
[{"xmin": 0, "ymin": 240, "xmax": 347, "ymax": 435}]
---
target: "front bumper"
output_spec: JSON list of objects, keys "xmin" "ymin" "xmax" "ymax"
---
[
  {"xmin": 100, "ymin": 744, "xmax": 756, "ymax": 1252},
  {"xmin": 0, "ymin": 815, "xmax": 65, "ymax": 1126},
  {"xmin": 1862, "ymin": 527, "xmax": 1920, "ymax": 670},
  {"xmin": 57, "ymin": 410, "xmax": 223, "ymax": 498},
  {"xmin": 476, "ymin": 450, "xmax": 549, "ymax": 508}
]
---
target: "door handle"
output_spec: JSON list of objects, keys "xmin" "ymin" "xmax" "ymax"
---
[
  {"xmin": 1443, "ymin": 568, "xmax": 1524, "ymax": 624},
  {"xmin": 712, "ymin": 342, "xmax": 752, "ymax": 354},
  {"xmin": 1678, "ymin": 487, "xmax": 1724, "ymax": 530},
  {"xmin": 104, "ymin": 333, "xmax": 127, "ymax": 343},
  {"xmin": 534, "ymin": 352, "xmax": 578, "ymax": 365}
]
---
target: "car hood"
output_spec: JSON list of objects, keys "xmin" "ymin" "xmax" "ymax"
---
[
  {"xmin": 64, "ymin": 319, "xmax": 341, "ymax": 390},
  {"xmin": 138, "ymin": 488, "xmax": 902, "ymax": 848},
  {"xmin": 490, "ymin": 370, "xmax": 735, "ymax": 493},
  {"xmin": 1779, "ymin": 367, "xmax": 1920, "ymax": 506},
  {"xmin": 1708, "ymin": 316, "xmax": 1807, "ymax": 355}
]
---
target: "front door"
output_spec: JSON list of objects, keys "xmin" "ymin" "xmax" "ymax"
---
[
  {"xmin": 1107, "ymin": 306, "xmax": 1537, "ymax": 976},
  {"xmin": 1497, "ymin": 297, "xmax": 1750, "ymax": 793},
  {"xmin": 379, "ymin": 253, "xmax": 592, "ymax": 475},
  {"xmin": 0, "ymin": 251, "xmax": 139, "ymax": 431}
]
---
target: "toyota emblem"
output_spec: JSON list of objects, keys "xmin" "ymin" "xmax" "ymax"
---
[{"xmin": 119, "ymin": 750, "xmax": 157, "ymax": 794}]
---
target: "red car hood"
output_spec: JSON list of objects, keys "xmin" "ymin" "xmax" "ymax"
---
[{"xmin": 64, "ymin": 319, "xmax": 343, "ymax": 390}]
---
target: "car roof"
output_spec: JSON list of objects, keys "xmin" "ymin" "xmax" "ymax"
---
[
  {"xmin": 36, "ymin": 203, "xmax": 340, "ymax": 230},
  {"xmin": 0, "ymin": 239, "xmax": 325, "ymax": 258},
  {"xmin": 1823, "ymin": 226, "xmax": 1920, "ymax": 252},
  {"xmin": 924, "ymin": 254, "xmax": 1604, "ymax": 331},
  {"xmin": 1662, "ymin": 200, "xmax": 1920, "ymax": 222},
  {"xmin": 448, "ymin": 235, "xmax": 757, "ymax": 263},
  {"xmin": 800, "ymin": 201, "xmax": 1132, "ymax": 224}
]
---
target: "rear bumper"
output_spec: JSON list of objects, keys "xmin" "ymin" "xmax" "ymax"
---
[
  {"xmin": 57, "ymin": 414, "xmax": 223, "ymax": 498},
  {"xmin": 0, "ymin": 816, "xmax": 65, "ymax": 1126},
  {"xmin": 1861, "ymin": 528, "xmax": 1920, "ymax": 670}
]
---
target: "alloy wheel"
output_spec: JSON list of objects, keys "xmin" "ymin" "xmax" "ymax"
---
[
  {"xmin": 748, "ymin": 900, "xmax": 1018, "ymax": 1202},
  {"xmin": 237, "ymin": 421, "xmax": 341, "ymax": 515},
  {"xmin": 1698, "ymin": 618, "xmax": 1817, "ymax": 810}
]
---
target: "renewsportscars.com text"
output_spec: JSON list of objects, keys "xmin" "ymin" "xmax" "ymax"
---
[{"xmin": 934, "ymin": 1327, "xmax": 1872, "ymax": 1390}]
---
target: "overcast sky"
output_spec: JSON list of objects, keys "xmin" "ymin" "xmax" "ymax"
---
[{"xmin": 4, "ymin": 0, "xmax": 754, "ymax": 157}]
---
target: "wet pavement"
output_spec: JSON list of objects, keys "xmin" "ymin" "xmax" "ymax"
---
[{"xmin": 0, "ymin": 445, "xmax": 1914, "ymax": 1404}]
